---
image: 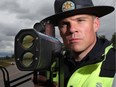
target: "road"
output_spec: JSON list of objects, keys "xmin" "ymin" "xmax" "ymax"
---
[{"xmin": 0, "ymin": 64, "xmax": 34, "ymax": 87}]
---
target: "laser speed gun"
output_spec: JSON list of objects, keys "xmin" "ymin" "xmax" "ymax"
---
[{"xmin": 15, "ymin": 29, "xmax": 62, "ymax": 71}]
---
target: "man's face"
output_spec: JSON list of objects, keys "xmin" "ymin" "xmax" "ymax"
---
[{"xmin": 58, "ymin": 14, "xmax": 100, "ymax": 52}]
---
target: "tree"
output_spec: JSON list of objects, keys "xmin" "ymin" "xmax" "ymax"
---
[
  {"xmin": 11, "ymin": 54, "xmax": 15, "ymax": 58},
  {"xmin": 98, "ymin": 35, "xmax": 106, "ymax": 39},
  {"xmin": 111, "ymin": 32, "xmax": 116, "ymax": 49}
]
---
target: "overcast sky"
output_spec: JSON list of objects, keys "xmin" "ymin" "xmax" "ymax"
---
[{"xmin": 0, "ymin": 0, "xmax": 115, "ymax": 57}]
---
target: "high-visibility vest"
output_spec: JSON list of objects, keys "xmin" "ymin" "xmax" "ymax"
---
[{"xmin": 67, "ymin": 44, "xmax": 114, "ymax": 87}]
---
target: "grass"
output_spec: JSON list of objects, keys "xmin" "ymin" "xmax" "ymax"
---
[{"xmin": 0, "ymin": 58, "xmax": 15, "ymax": 67}]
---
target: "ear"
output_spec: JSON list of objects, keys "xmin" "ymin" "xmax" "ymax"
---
[{"xmin": 93, "ymin": 17, "xmax": 100, "ymax": 32}]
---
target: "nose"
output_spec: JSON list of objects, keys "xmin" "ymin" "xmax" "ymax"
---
[{"xmin": 69, "ymin": 22, "xmax": 78, "ymax": 33}]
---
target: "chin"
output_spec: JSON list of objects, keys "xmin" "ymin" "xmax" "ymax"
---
[{"xmin": 70, "ymin": 45, "xmax": 83, "ymax": 52}]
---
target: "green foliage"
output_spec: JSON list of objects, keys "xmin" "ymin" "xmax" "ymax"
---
[
  {"xmin": 98, "ymin": 35, "xmax": 106, "ymax": 39},
  {"xmin": 98, "ymin": 33, "xmax": 116, "ymax": 49},
  {"xmin": 111, "ymin": 32, "xmax": 116, "ymax": 49}
]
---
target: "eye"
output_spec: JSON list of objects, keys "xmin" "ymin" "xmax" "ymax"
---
[
  {"xmin": 58, "ymin": 22, "xmax": 68, "ymax": 29},
  {"xmin": 77, "ymin": 19, "xmax": 85, "ymax": 22}
]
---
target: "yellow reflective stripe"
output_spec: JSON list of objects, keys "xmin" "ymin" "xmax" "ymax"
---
[
  {"xmin": 104, "ymin": 44, "xmax": 113, "ymax": 55},
  {"xmin": 102, "ymin": 44, "xmax": 113, "ymax": 61},
  {"xmin": 53, "ymin": 72, "xmax": 58, "ymax": 82},
  {"xmin": 51, "ymin": 61, "xmax": 59, "ymax": 84}
]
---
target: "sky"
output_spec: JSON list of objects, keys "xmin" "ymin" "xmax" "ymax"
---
[{"xmin": 0, "ymin": 0, "xmax": 115, "ymax": 57}]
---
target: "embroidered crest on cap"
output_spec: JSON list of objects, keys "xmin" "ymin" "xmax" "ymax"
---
[{"xmin": 62, "ymin": 1, "xmax": 75, "ymax": 12}]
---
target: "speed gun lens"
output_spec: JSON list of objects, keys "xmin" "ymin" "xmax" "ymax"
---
[
  {"xmin": 22, "ymin": 35, "xmax": 34, "ymax": 49},
  {"xmin": 22, "ymin": 52, "xmax": 34, "ymax": 67}
]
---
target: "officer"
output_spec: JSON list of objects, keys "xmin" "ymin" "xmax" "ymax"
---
[{"xmin": 34, "ymin": 0, "xmax": 115, "ymax": 87}]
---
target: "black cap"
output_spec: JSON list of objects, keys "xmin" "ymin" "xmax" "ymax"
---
[{"xmin": 42, "ymin": 0, "xmax": 115, "ymax": 26}]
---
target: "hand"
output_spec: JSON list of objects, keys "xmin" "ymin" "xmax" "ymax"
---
[
  {"xmin": 32, "ymin": 75, "xmax": 47, "ymax": 87},
  {"xmin": 32, "ymin": 75, "xmax": 58, "ymax": 87}
]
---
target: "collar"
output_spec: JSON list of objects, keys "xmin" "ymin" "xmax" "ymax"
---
[
  {"xmin": 65, "ymin": 37, "xmax": 112, "ymax": 68},
  {"xmin": 77, "ymin": 37, "xmax": 112, "ymax": 66}
]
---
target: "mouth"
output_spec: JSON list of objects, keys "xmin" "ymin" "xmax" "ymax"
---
[{"xmin": 69, "ymin": 38, "xmax": 82, "ymax": 43}]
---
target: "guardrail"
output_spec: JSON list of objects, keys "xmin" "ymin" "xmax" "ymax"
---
[{"xmin": 0, "ymin": 66, "xmax": 37, "ymax": 87}]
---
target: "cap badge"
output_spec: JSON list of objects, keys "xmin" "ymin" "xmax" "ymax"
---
[{"xmin": 62, "ymin": 1, "xmax": 75, "ymax": 12}]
